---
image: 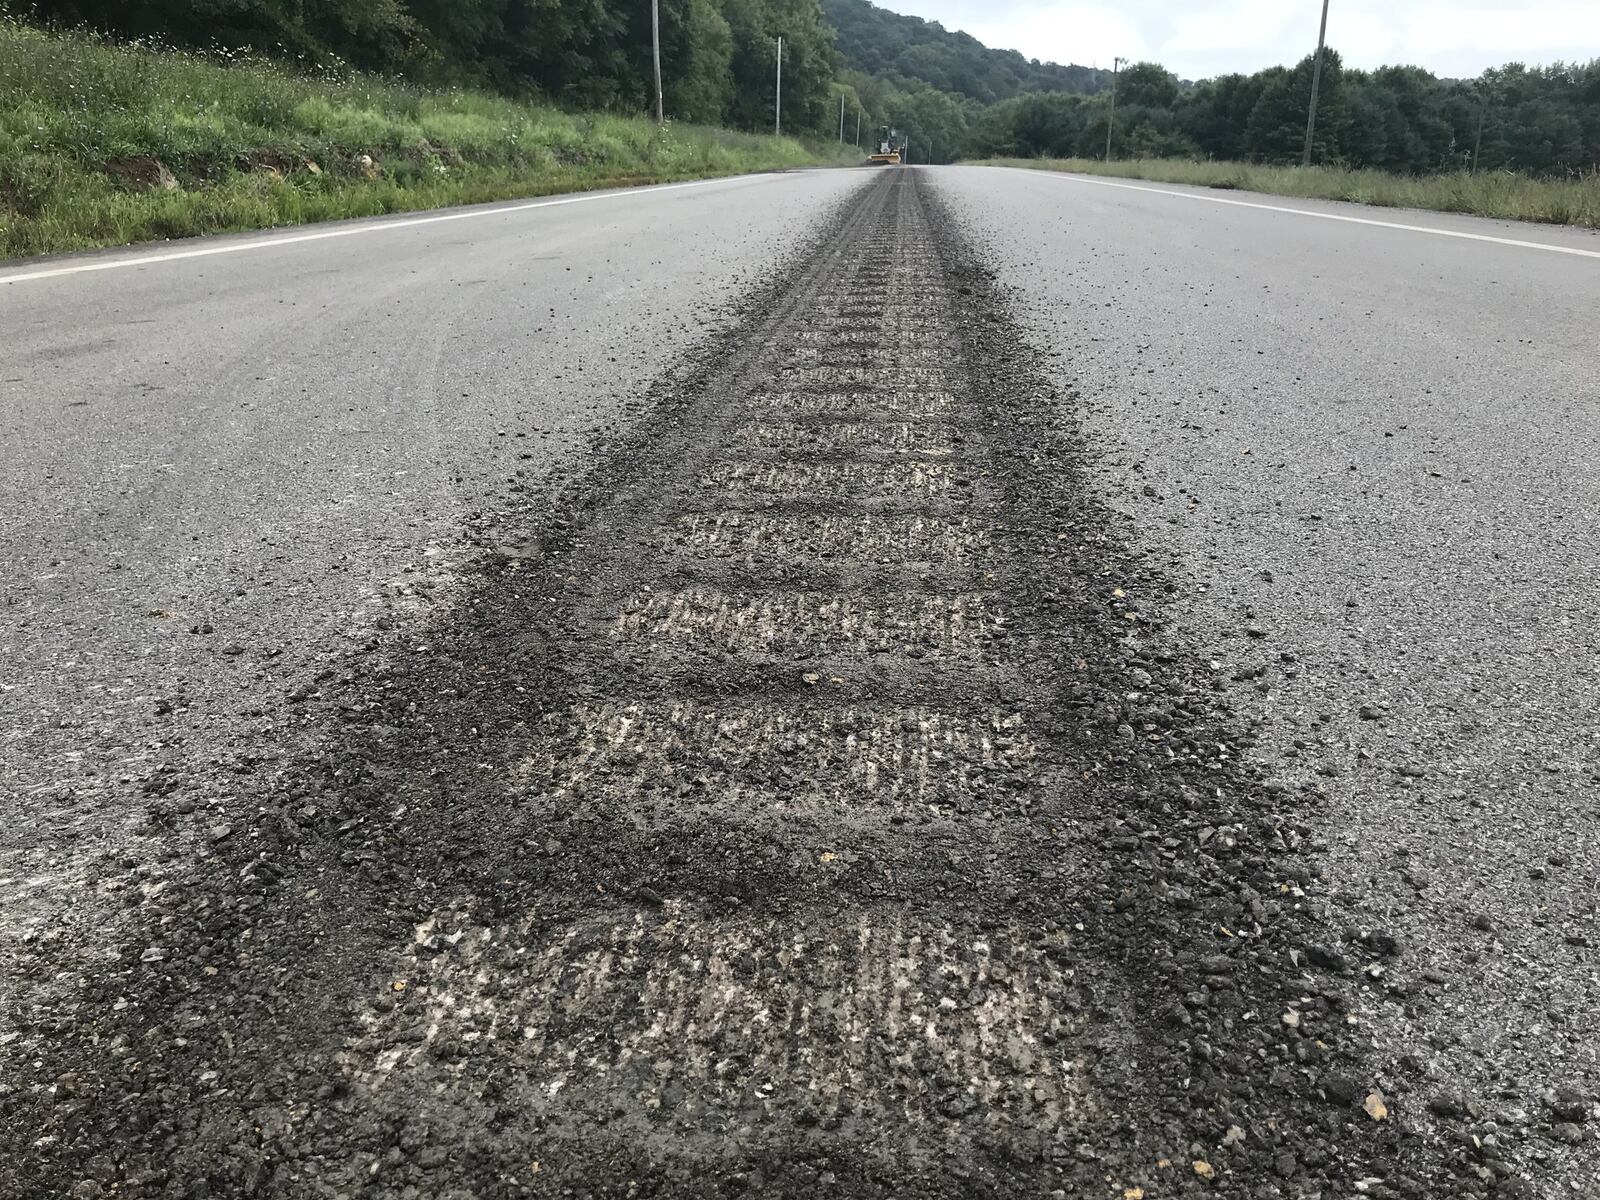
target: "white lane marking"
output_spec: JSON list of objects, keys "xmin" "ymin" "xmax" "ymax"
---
[
  {"xmin": 1011, "ymin": 169, "xmax": 1600, "ymax": 261},
  {"xmin": 0, "ymin": 174, "xmax": 777, "ymax": 287}
]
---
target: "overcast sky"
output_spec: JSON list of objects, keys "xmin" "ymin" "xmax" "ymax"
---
[{"xmin": 890, "ymin": 0, "xmax": 1600, "ymax": 80}]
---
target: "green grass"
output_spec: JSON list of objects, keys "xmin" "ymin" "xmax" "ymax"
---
[
  {"xmin": 0, "ymin": 19, "xmax": 854, "ymax": 260},
  {"xmin": 982, "ymin": 156, "xmax": 1600, "ymax": 230}
]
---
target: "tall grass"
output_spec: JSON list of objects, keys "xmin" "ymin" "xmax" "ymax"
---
[
  {"xmin": 0, "ymin": 19, "xmax": 852, "ymax": 259},
  {"xmin": 983, "ymin": 157, "xmax": 1600, "ymax": 231}
]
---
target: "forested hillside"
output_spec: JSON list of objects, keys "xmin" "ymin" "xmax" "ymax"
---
[{"xmin": 820, "ymin": 0, "xmax": 1107, "ymax": 104}]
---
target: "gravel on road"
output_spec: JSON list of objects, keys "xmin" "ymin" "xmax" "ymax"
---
[
  {"xmin": 936, "ymin": 164, "xmax": 1600, "ymax": 1196},
  {"xmin": 3, "ymin": 167, "xmax": 1592, "ymax": 1198},
  {"xmin": 0, "ymin": 168, "xmax": 866, "ymax": 1072}
]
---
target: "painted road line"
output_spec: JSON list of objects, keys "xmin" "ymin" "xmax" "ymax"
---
[
  {"xmin": 0, "ymin": 174, "xmax": 778, "ymax": 287},
  {"xmin": 1017, "ymin": 169, "xmax": 1600, "ymax": 261}
]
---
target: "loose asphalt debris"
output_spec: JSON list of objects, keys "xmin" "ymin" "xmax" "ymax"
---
[{"xmin": 1, "ymin": 171, "xmax": 1568, "ymax": 1198}]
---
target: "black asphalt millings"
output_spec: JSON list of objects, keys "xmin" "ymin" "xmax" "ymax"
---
[
  {"xmin": 2, "ymin": 172, "xmax": 1492, "ymax": 1199},
  {"xmin": 929, "ymin": 191, "xmax": 1495, "ymax": 1199}
]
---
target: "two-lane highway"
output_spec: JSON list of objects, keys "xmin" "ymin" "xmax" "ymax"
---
[{"xmin": 3, "ymin": 166, "xmax": 1597, "ymax": 1197}]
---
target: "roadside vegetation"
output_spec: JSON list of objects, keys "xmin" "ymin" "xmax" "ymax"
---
[
  {"xmin": 985, "ymin": 157, "xmax": 1600, "ymax": 230},
  {"xmin": 0, "ymin": 19, "xmax": 848, "ymax": 260},
  {"xmin": 4, "ymin": 0, "xmax": 1595, "ymax": 256}
]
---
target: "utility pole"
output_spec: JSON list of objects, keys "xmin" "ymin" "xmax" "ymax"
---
[
  {"xmin": 1472, "ymin": 98, "xmax": 1485, "ymax": 173},
  {"xmin": 774, "ymin": 36, "xmax": 783, "ymax": 136},
  {"xmin": 1471, "ymin": 82, "xmax": 1488, "ymax": 174},
  {"xmin": 854, "ymin": 108, "xmax": 861, "ymax": 146},
  {"xmin": 839, "ymin": 94, "xmax": 845, "ymax": 142},
  {"xmin": 650, "ymin": 0, "xmax": 664, "ymax": 123},
  {"xmin": 1104, "ymin": 56, "xmax": 1124, "ymax": 161},
  {"xmin": 1302, "ymin": 0, "xmax": 1331, "ymax": 167}
]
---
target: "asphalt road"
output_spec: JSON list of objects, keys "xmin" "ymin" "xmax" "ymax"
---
[
  {"xmin": 3, "ymin": 166, "xmax": 1598, "ymax": 1195},
  {"xmin": 0, "ymin": 168, "xmax": 865, "ymax": 950},
  {"xmin": 934, "ymin": 165, "xmax": 1600, "ymax": 1191}
]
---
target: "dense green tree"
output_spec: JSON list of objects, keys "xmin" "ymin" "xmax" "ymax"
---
[
  {"xmin": 1366, "ymin": 65, "xmax": 1454, "ymax": 169},
  {"xmin": 1340, "ymin": 77, "xmax": 1399, "ymax": 168},
  {"xmin": 770, "ymin": 0, "xmax": 841, "ymax": 133},
  {"xmin": 1244, "ymin": 51, "xmax": 1348, "ymax": 163},
  {"xmin": 883, "ymin": 81, "xmax": 969, "ymax": 161},
  {"xmin": 1178, "ymin": 73, "xmax": 1268, "ymax": 160},
  {"xmin": 1005, "ymin": 93, "xmax": 1089, "ymax": 158},
  {"xmin": 717, "ymin": 0, "xmax": 835, "ymax": 133},
  {"xmin": 1116, "ymin": 61, "xmax": 1178, "ymax": 110},
  {"xmin": 669, "ymin": 0, "xmax": 735, "ymax": 122},
  {"xmin": 28, "ymin": 0, "xmax": 413, "ymax": 61}
]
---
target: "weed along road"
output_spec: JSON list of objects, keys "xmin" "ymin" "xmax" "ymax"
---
[{"xmin": 2, "ymin": 168, "xmax": 1598, "ymax": 1197}]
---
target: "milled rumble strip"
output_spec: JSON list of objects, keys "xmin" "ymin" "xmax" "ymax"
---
[
  {"xmin": 700, "ymin": 460, "xmax": 961, "ymax": 498},
  {"xmin": 665, "ymin": 513, "xmax": 984, "ymax": 562},
  {"xmin": 732, "ymin": 422, "xmax": 954, "ymax": 457},
  {"xmin": 614, "ymin": 588, "xmax": 1001, "ymax": 654},
  {"xmin": 517, "ymin": 702, "xmax": 1036, "ymax": 811},
  {"xmin": 803, "ymin": 316, "xmax": 949, "ymax": 332},
  {"xmin": 813, "ymin": 299, "xmax": 944, "ymax": 313},
  {"xmin": 320, "ymin": 173, "xmax": 1122, "ymax": 1185},
  {"xmin": 793, "ymin": 329, "xmax": 958, "ymax": 348},
  {"xmin": 783, "ymin": 348, "xmax": 962, "ymax": 370},
  {"xmin": 802, "ymin": 314, "xmax": 949, "ymax": 330},
  {"xmin": 781, "ymin": 366, "xmax": 952, "ymax": 388},
  {"xmin": 354, "ymin": 907, "xmax": 1090, "ymax": 1131},
  {"xmin": 749, "ymin": 390, "xmax": 957, "ymax": 417}
]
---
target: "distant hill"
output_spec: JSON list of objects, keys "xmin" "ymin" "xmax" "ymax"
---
[{"xmin": 822, "ymin": 0, "xmax": 1110, "ymax": 104}]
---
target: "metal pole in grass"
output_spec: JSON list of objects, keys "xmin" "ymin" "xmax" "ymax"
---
[
  {"xmin": 1302, "ymin": 0, "xmax": 1331, "ymax": 167},
  {"xmin": 775, "ymin": 37, "xmax": 783, "ymax": 136},
  {"xmin": 855, "ymin": 108, "xmax": 862, "ymax": 147},
  {"xmin": 1104, "ymin": 57, "xmax": 1124, "ymax": 161},
  {"xmin": 839, "ymin": 94, "xmax": 846, "ymax": 142},
  {"xmin": 650, "ymin": 0, "xmax": 664, "ymax": 123}
]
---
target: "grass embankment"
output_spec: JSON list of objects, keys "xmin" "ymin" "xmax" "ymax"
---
[
  {"xmin": 985, "ymin": 156, "xmax": 1600, "ymax": 230},
  {"xmin": 0, "ymin": 19, "xmax": 851, "ymax": 260}
]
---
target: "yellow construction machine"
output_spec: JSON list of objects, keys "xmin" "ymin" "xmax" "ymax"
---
[{"xmin": 868, "ymin": 127, "xmax": 907, "ymax": 165}]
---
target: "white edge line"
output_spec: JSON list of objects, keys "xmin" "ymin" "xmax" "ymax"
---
[
  {"xmin": 0, "ymin": 174, "xmax": 774, "ymax": 286},
  {"xmin": 999, "ymin": 167, "xmax": 1600, "ymax": 261}
]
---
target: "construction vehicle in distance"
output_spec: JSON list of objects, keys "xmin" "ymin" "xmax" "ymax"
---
[{"xmin": 868, "ymin": 127, "xmax": 907, "ymax": 165}]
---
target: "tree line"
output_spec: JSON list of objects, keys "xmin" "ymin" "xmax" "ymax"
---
[
  {"xmin": 959, "ymin": 55, "xmax": 1600, "ymax": 176},
  {"xmin": 23, "ymin": 0, "xmax": 843, "ymax": 132},
  {"xmin": 19, "ymin": 0, "xmax": 1099, "ymax": 144},
  {"xmin": 20, "ymin": 0, "xmax": 1600, "ymax": 176}
]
